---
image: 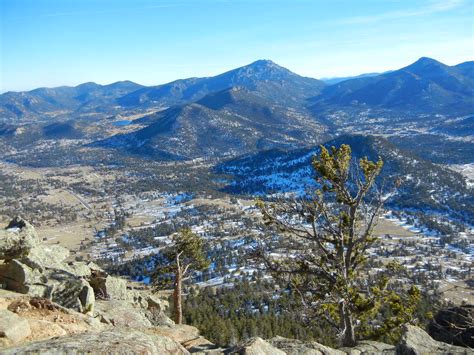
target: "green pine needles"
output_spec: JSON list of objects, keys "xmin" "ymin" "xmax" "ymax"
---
[{"xmin": 257, "ymin": 144, "xmax": 420, "ymax": 346}]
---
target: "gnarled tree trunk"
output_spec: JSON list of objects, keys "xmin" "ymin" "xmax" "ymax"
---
[
  {"xmin": 173, "ymin": 269, "xmax": 183, "ymax": 324},
  {"xmin": 339, "ymin": 299, "xmax": 356, "ymax": 347}
]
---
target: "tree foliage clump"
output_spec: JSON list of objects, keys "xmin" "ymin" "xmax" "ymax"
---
[{"xmin": 256, "ymin": 144, "xmax": 420, "ymax": 346}]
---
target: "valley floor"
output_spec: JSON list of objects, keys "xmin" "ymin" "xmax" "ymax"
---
[{"xmin": 1, "ymin": 158, "xmax": 472, "ymax": 305}]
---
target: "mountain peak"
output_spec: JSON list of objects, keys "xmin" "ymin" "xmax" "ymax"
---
[
  {"xmin": 223, "ymin": 59, "xmax": 298, "ymax": 82},
  {"xmin": 409, "ymin": 57, "xmax": 445, "ymax": 69},
  {"xmin": 249, "ymin": 59, "xmax": 277, "ymax": 67},
  {"xmin": 76, "ymin": 82, "xmax": 100, "ymax": 88},
  {"xmin": 416, "ymin": 56, "xmax": 437, "ymax": 63},
  {"xmin": 244, "ymin": 59, "xmax": 288, "ymax": 72},
  {"xmin": 401, "ymin": 57, "xmax": 449, "ymax": 77}
]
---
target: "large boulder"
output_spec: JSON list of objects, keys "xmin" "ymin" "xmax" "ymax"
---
[
  {"xmin": 31, "ymin": 271, "xmax": 93, "ymax": 311},
  {"xmin": 231, "ymin": 337, "xmax": 286, "ymax": 355},
  {"xmin": 67, "ymin": 261, "xmax": 94, "ymax": 278},
  {"xmin": 144, "ymin": 294, "xmax": 173, "ymax": 326},
  {"xmin": 95, "ymin": 300, "xmax": 152, "ymax": 328},
  {"xmin": 1, "ymin": 328, "xmax": 189, "ymax": 354},
  {"xmin": 0, "ymin": 218, "xmax": 96, "ymax": 313},
  {"xmin": 89, "ymin": 275, "xmax": 128, "ymax": 300},
  {"xmin": 148, "ymin": 324, "xmax": 201, "ymax": 344},
  {"xmin": 147, "ymin": 294, "xmax": 170, "ymax": 313},
  {"xmin": 26, "ymin": 319, "xmax": 68, "ymax": 341},
  {"xmin": 0, "ymin": 217, "xmax": 40, "ymax": 261},
  {"xmin": 0, "ymin": 259, "xmax": 44, "ymax": 293},
  {"xmin": 20, "ymin": 244, "xmax": 70, "ymax": 271},
  {"xmin": 396, "ymin": 324, "xmax": 470, "ymax": 354},
  {"xmin": 145, "ymin": 306, "xmax": 174, "ymax": 326},
  {"xmin": 1, "ymin": 289, "xmax": 105, "ymax": 343},
  {"xmin": 270, "ymin": 335, "xmax": 345, "ymax": 354},
  {"xmin": 340, "ymin": 340, "xmax": 395, "ymax": 354},
  {"xmin": 0, "ymin": 257, "xmax": 93, "ymax": 312},
  {"xmin": 78, "ymin": 283, "xmax": 95, "ymax": 314},
  {"xmin": 428, "ymin": 305, "xmax": 474, "ymax": 347},
  {"xmin": 0, "ymin": 309, "xmax": 31, "ymax": 347}
]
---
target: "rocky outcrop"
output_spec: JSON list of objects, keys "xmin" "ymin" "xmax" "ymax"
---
[
  {"xmin": 0, "ymin": 217, "xmax": 40, "ymax": 261},
  {"xmin": 78, "ymin": 283, "xmax": 95, "ymax": 314},
  {"xmin": 2, "ymin": 329, "xmax": 189, "ymax": 354},
  {"xmin": 230, "ymin": 337, "xmax": 286, "ymax": 354},
  {"xmin": 340, "ymin": 341, "xmax": 396, "ymax": 354},
  {"xmin": 0, "ymin": 217, "xmax": 202, "ymax": 354},
  {"xmin": 147, "ymin": 324, "xmax": 201, "ymax": 344},
  {"xmin": 0, "ymin": 217, "xmax": 94, "ymax": 311},
  {"xmin": 270, "ymin": 335, "xmax": 346, "ymax": 354},
  {"xmin": 396, "ymin": 324, "xmax": 471, "ymax": 354},
  {"xmin": 428, "ymin": 305, "xmax": 474, "ymax": 348},
  {"xmin": 95, "ymin": 299, "xmax": 153, "ymax": 327},
  {"xmin": 0, "ymin": 217, "xmax": 173, "ymax": 327},
  {"xmin": 269, "ymin": 336, "xmax": 396, "ymax": 355},
  {"xmin": 0, "ymin": 288, "xmax": 202, "ymax": 353},
  {"xmin": 147, "ymin": 293, "xmax": 170, "ymax": 313},
  {"xmin": 89, "ymin": 272, "xmax": 128, "ymax": 300},
  {"xmin": 0, "ymin": 309, "xmax": 31, "ymax": 347},
  {"xmin": 0, "ymin": 289, "xmax": 105, "ymax": 347}
]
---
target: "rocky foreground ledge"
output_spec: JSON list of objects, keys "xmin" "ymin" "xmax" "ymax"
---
[{"xmin": 0, "ymin": 218, "xmax": 472, "ymax": 354}]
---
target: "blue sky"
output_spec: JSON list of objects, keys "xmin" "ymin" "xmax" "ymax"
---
[{"xmin": 1, "ymin": 0, "xmax": 473, "ymax": 92}]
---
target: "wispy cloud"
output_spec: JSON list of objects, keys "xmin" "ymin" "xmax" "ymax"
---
[{"xmin": 337, "ymin": 0, "xmax": 466, "ymax": 25}]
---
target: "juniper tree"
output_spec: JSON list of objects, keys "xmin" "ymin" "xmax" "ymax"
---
[
  {"xmin": 256, "ymin": 144, "xmax": 419, "ymax": 346},
  {"xmin": 157, "ymin": 228, "xmax": 209, "ymax": 324}
]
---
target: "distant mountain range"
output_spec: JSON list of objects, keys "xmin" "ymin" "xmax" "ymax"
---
[
  {"xmin": 2, "ymin": 57, "xmax": 472, "ymax": 121},
  {"xmin": 311, "ymin": 57, "xmax": 474, "ymax": 114},
  {"xmin": 320, "ymin": 72, "xmax": 390, "ymax": 85},
  {"xmin": 0, "ymin": 81, "xmax": 143, "ymax": 120},
  {"xmin": 1, "ymin": 57, "xmax": 473, "ymax": 164},
  {"xmin": 118, "ymin": 59, "xmax": 325, "ymax": 108}
]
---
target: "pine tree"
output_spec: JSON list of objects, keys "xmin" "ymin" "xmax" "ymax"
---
[
  {"xmin": 156, "ymin": 228, "xmax": 209, "ymax": 324},
  {"xmin": 256, "ymin": 144, "xmax": 419, "ymax": 346}
]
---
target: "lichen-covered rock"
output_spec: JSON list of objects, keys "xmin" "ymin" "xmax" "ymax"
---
[
  {"xmin": 95, "ymin": 299, "xmax": 152, "ymax": 328},
  {"xmin": 89, "ymin": 275, "xmax": 128, "ymax": 300},
  {"xmin": 20, "ymin": 244, "xmax": 70, "ymax": 271},
  {"xmin": 27, "ymin": 319, "xmax": 68, "ymax": 341},
  {"xmin": 46, "ymin": 274, "xmax": 90, "ymax": 310},
  {"xmin": 396, "ymin": 324, "xmax": 470, "ymax": 354},
  {"xmin": 232, "ymin": 337, "xmax": 286, "ymax": 355},
  {"xmin": 1, "ymin": 289, "xmax": 106, "ymax": 343},
  {"xmin": 67, "ymin": 261, "xmax": 93, "ymax": 277},
  {"xmin": 0, "ymin": 309, "xmax": 31, "ymax": 346},
  {"xmin": 145, "ymin": 306, "xmax": 174, "ymax": 326},
  {"xmin": 0, "ymin": 217, "xmax": 40, "ymax": 261},
  {"xmin": 0, "ymin": 255, "xmax": 96, "ymax": 312},
  {"xmin": 0, "ymin": 218, "xmax": 100, "ymax": 312},
  {"xmin": 147, "ymin": 324, "xmax": 201, "ymax": 344},
  {"xmin": 78, "ymin": 283, "xmax": 95, "ymax": 314},
  {"xmin": 0, "ymin": 259, "xmax": 43, "ymax": 293},
  {"xmin": 147, "ymin": 294, "xmax": 170, "ymax": 313},
  {"xmin": 270, "ymin": 335, "xmax": 345, "ymax": 354},
  {"xmin": 1, "ymin": 328, "xmax": 189, "ymax": 354},
  {"xmin": 428, "ymin": 305, "xmax": 474, "ymax": 347},
  {"xmin": 128, "ymin": 289, "xmax": 149, "ymax": 308},
  {"xmin": 340, "ymin": 340, "xmax": 395, "ymax": 354}
]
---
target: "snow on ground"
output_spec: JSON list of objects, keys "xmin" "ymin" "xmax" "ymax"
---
[{"xmin": 449, "ymin": 163, "xmax": 474, "ymax": 187}]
